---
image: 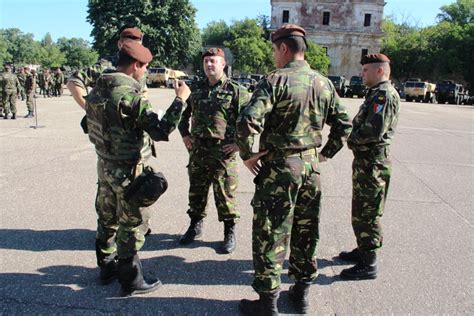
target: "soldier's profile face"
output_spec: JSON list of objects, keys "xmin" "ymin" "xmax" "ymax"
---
[
  {"xmin": 362, "ymin": 64, "xmax": 378, "ymax": 88},
  {"xmin": 203, "ymin": 56, "xmax": 225, "ymax": 79},
  {"xmin": 133, "ymin": 62, "xmax": 148, "ymax": 81}
]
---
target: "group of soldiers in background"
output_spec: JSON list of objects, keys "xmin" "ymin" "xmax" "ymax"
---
[{"xmin": 0, "ymin": 65, "xmax": 65, "ymax": 119}]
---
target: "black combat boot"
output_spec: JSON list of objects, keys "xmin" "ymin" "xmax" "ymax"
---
[
  {"xmin": 340, "ymin": 253, "xmax": 377, "ymax": 280},
  {"xmin": 95, "ymin": 240, "xmax": 118, "ymax": 285},
  {"xmin": 220, "ymin": 220, "xmax": 236, "ymax": 254},
  {"xmin": 240, "ymin": 291, "xmax": 279, "ymax": 316},
  {"xmin": 24, "ymin": 111, "xmax": 34, "ymax": 118},
  {"xmin": 4, "ymin": 114, "xmax": 8, "ymax": 119},
  {"xmin": 118, "ymin": 255, "xmax": 162, "ymax": 296},
  {"xmin": 288, "ymin": 282, "xmax": 311, "ymax": 314},
  {"xmin": 338, "ymin": 248, "xmax": 361, "ymax": 263},
  {"xmin": 11, "ymin": 113, "xmax": 16, "ymax": 120},
  {"xmin": 179, "ymin": 218, "xmax": 203, "ymax": 245}
]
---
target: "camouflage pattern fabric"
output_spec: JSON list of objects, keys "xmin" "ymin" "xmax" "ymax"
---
[
  {"xmin": 347, "ymin": 80, "xmax": 400, "ymax": 259},
  {"xmin": 86, "ymin": 71, "xmax": 186, "ymax": 261},
  {"xmin": 54, "ymin": 72, "xmax": 64, "ymax": 96},
  {"xmin": 236, "ymin": 60, "xmax": 352, "ymax": 293},
  {"xmin": 0, "ymin": 74, "xmax": 4, "ymax": 115},
  {"xmin": 179, "ymin": 75, "xmax": 250, "ymax": 222},
  {"xmin": 1, "ymin": 72, "xmax": 20, "ymax": 115},
  {"xmin": 17, "ymin": 72, "xmax": 26, "ymax": 100},
  {"xmin": 68, "ymin": 56, "xmax": 147, "ymax": 95},
  {"xmin": 25, "ymin": 73, "xmax": 36, "ymax": 112}
]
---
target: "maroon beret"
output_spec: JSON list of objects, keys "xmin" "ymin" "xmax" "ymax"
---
[
  {"xmin": 120, "ymin": 27, "xmax": 143, "ymax": 40},
  {"xmin": 271, "ymin": 24, "xmax": 306, "ymax": 42},
  {"xmin": 120, "ymin": 41, "xmax": 153, "ymax": 64},
  {"xmin": 361, "ymin": 53, "xmax": 390, "ymax": 65},
  {"xmin": 202, "ymin": 47, "xmax": 225, "ymax": 60}
]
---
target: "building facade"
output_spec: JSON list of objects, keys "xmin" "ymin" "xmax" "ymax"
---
[{"xmin": 270, "ymin": 0, "xmax": 385, "ymax": 78}]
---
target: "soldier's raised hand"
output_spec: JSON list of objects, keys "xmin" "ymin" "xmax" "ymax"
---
[{"xmin": 174, "ymin": 79, "xmax": 191, "ymax": 102}]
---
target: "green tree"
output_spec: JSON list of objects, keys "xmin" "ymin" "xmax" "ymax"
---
[
  {"xmin": 57, "ymin": 37, "xmax": 99, "ymax": 69},
  {"xmin": 437, "ymin": 0, "xmax": 474, "ymax": 25},
  {"xmin": 87, "ymin": 0, "xmax": 201, "ymax": 68},
  {"xmin": 0, "ymin": 28, "xmax": 42, "ymax": 65},
  {"xmin": 38, "ymin": 34, "xmax": 66, "ymax": 68},
  {"xmin": 224, "ymin": 19, "xmax": 273, "ymax": 74},
  {"xmin": 305, "ymin": 42, "xmax": 331, "ymax": 75},
  {"xmin": 202, "ymin": 20, "xmax": 231, "ymax": 46}
]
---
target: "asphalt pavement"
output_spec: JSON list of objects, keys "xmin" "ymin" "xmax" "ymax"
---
[{"xmin": 1, "ymin": 88, "xmax": 473, "ymax": 314}]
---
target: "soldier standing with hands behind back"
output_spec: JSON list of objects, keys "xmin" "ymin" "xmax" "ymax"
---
[
  {"xmin": 236, "ymin": 24, "xmax": 352, "ymax": 315},
  {"xmin": 338, "ymin": 53, "xmax": 400, "ymax": 280},
  {"xmin": 178, "ymin": 48, "xmax": 250, "ymax": 254}
]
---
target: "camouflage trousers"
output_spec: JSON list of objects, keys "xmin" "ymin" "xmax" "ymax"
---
[
  {"xmin": 26, "ymin": 90, "xmax": 34, "ymax": 112},
  {"xmin": 351, "ymin": 155, "xmax": 392, "ymax": 258},
  {"xmin": 2, "ymin": 91, "xmax": 17, "ymax": 114},
  {"xmin": 186, "ymin": 139, "xmax": 239, "ymax": 222},
  {"xmin": 94, "ymin": 158, "xmax": 151, "ymax": 264},
  {"xmin": 251, "ymin": 154, "xmax": 321, "ymax": 294}
]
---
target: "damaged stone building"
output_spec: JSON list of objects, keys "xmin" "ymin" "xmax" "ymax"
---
[{"xmin": 270, "ymin": 0, "xmax": 385, "ymax": 78}]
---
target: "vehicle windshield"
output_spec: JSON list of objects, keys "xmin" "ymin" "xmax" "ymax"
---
[
  {"xmin": 415, "ymin": 82, "xmax": 426, "ymax": 88},
  {"xmin": 350, "ymin": 77, "xmax": 362, "ymax": 85},
  {"xmin": 405, "ymin": 82, "xmax": 415, "ymax": 88},
  {"xmin": 157, "ymin": 69, "xmax": 166, "ymax": 74}
]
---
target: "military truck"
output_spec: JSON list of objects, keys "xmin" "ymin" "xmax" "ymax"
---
[
  {"xmin": 346, "ymin": 76, "xmax": 366, "ymax": 98},
  {"xmin": 328, "ymin": 75, "xmax": 348, "ymax": 97},
  {"xmin": 435, "ymin": 80, "xmax": 466, "ymax": 104},
  {"xmin": 147, "ymin": 67, "xmax": 187, "ymax": 88},
  {"xmin": 404, "ymin": 79, "xmax": 437, "ymax": 103}
]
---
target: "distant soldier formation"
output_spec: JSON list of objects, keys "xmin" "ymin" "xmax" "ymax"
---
[{"xmin": 0, "ymin": 64, "xmax": 65, "ymax": 119}]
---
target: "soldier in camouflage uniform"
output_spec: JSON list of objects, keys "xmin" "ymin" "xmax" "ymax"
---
[
  {"xmin": 338, "ymin": 53, "xmax": 400, "ymax": 280},
  {"xmin": 17, "ymin": 67, "xmax": 26, "ymax": 101},
  {"xmin": 68, "ymin": 27, "xmax": 153, "ymax": 235},
  {"xmin": 42, "ymin": 69, "xmax": 52, "ymax": 98},
  {"xmin": 53, "ymin": 68, "xmax": 64, "ymax": 97},
  {"xmin": 236, "ymin": 25, "xmax": 352, "ymax": 315},
  {"xmin": 67, "ymin": 27, "xmax": 147, "ymax": 110},
  {"xmin": 24, "ymin": 67, "xmax": 36, "ymax": 118},
  {"xmin": 85, "ymin": 41, "xmax": 191, "ymax": 296},
  {"xmin": 2, "ymin": 65, "xmax": 21, "ymax": 119},
  {"xmin": 178, "ymin": 48, "xmax": 250, "ymax": 254}
]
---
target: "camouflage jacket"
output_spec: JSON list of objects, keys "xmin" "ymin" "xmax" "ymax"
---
[
  {"xmin": 1, "ymin": 72, "xmax": 21, "ymax": 93},
  {"xmin": 85, "ymin": 72, "xmax": 185, "ymax": 163},
  {"xmin": 17, "ymin": 73, "xmax": 26, "ymax": 87},
  {"xmin": 236, "ymin": 60, "xmax": 352, "ymax": 161},
  {"xmin": 347, "ymin": 80, "xmax": 400, "ymax": 153},
  {"xmin": 178, "ymin": 74, "xmax": 250, "ymax": 142},
  {"xmin": 25, "ymin": 73, "xmax": 36, "ymax": 91},
  {"xmin": 68, "ymin": 56, "xmax": 147, "ymax": 93}
]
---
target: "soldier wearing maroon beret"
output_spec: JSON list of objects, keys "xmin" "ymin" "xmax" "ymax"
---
[
  {"xmin": 238, "ymin": 23, "xmax": 352, "ymax": 315},
  {"xmin": 85, "ymin": 40, "xmax": 191, "ymax": 296},
  {"xmin": 67, "ymin": 26, "xmax": 146, "ymax": 110},
  {"xmin": 338, "ymin": 53, "xmax": 400, "ymax": 281}
]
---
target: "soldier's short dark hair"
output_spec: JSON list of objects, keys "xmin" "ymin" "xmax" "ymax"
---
[
  {"xmin": 117, "ymin": 51, "xmax": 146, "ymax": 68},
  {"xmin": 274, "ymin": 36, "xmax": 307, "ymax": 53}
]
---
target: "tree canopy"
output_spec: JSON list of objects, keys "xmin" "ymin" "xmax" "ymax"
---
[{"xmin": 87, "ymin": 0, "xmax": 201, "ymax": 68}]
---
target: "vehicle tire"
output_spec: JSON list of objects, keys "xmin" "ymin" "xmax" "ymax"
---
[{"xmin": 406, "ymin": 96, "xmax": 411, "ymax": 102}]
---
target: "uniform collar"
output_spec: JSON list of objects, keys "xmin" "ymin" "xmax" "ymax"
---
[
  {"xmin": 283, "ymin": 60, "xmax": 309, "ymax": 69},
  {"xmin": 206, "ymin": 73, "xmax": 228, "ymax": 89}
]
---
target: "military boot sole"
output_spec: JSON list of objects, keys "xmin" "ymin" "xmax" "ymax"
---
[
  {"xmin": 340, "ymin": 270, "xmax": 377, "ymax": 280},
  {"xmin": 122, "ymin": 279, "xmax": 162, "ymax": 297},
  {"xmin": 100, "ymin": 273, "xmax": 117, "ymax": 285},
  {"xmin": 179, "ymin": 231, "xmax": 202, "ymax": 245}
]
